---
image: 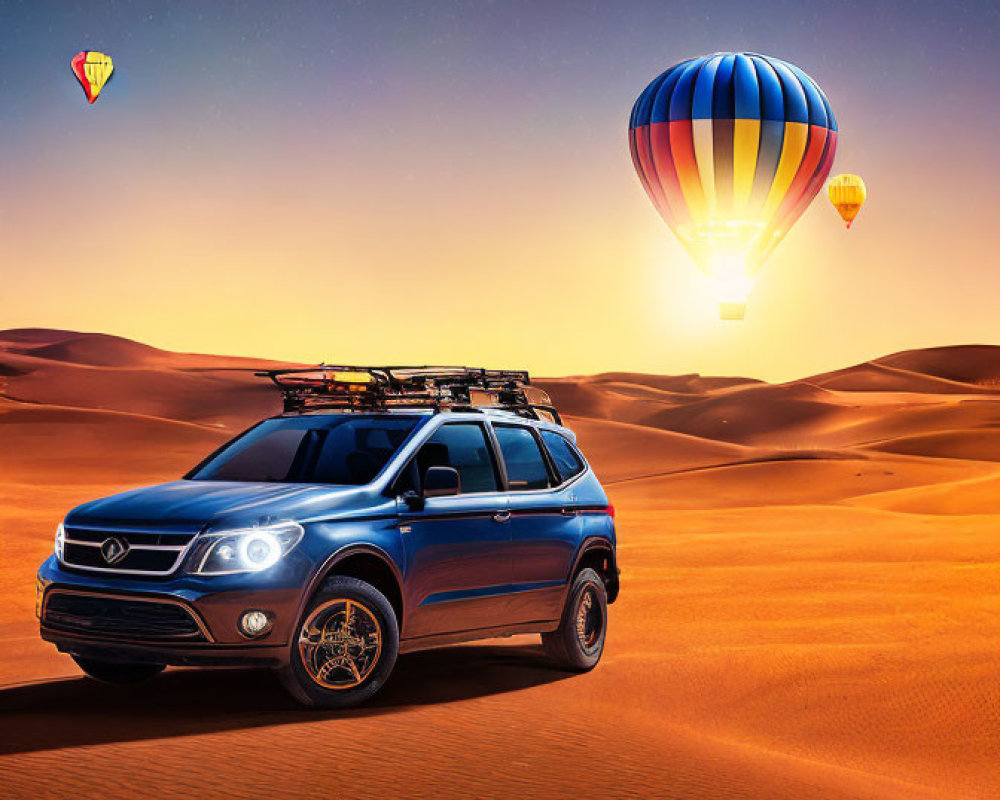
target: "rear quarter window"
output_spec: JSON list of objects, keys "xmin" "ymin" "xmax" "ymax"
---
[
  {"xmin": 540, "ymin": 430, "xmax": 585, "ymax": 482},
  {"xmin": 494, "ymin": 425, "xmax": 551, "ymax": 490}
]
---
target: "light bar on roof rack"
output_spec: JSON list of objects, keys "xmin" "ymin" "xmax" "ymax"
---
[{"xmin": 254, "ymin": 365, "xmax": 561, "ymax": 424}]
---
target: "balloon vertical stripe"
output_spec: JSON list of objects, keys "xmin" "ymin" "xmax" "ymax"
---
[
  {"xmin": 649, "ymin": 123, "xmax": 689, "ymax": 225},
  {"xmin": 749, "ymin": 119, "xmax": 785, "ymax": 208},
  {"xmin": 762, "ymin": 121, "xmax": 809, "ymax": 217},
  {"xmin": 731, "ymin": 119, "xmax": 760, "ymax": 211},
  {"xmin": 692, "ymin": 119, "xmax": 716, "ymax": 213},
  {"xmin": 692, "ymin": 56, "xmax": 723, "ymax": 214},
  {"xmin": 712, "ymin": 117, "xmax": 735, "ymax": 212},
  {"xmin": 630, "ymin": 127, "xmax": 668, "ymax": 222},
  {"xmin": 669, "ymin": 120, "xmax": 707, "ymax": 222},
  {"xmin": 778, "ymin": 125, "xmax": 829, "ymax": 221}
]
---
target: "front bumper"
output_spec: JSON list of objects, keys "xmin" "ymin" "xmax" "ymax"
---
[{"xmin": 36, "ymin": 554, "xmax": 310, "ymax": 667}]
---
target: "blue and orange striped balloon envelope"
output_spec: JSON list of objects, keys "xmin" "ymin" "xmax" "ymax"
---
[{"xmin": 629, "ymin": 53, "xmax": 837, "ymax": 318}]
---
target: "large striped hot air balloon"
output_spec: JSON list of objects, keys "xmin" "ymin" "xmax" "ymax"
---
[{"xmin": 629, "ymin": 53, "xmax": 837, "ymax": 320}]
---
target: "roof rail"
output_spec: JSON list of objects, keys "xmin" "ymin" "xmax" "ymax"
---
[{"xmin": 255, "ymin": 365, "xmax": 562, "ymax": 424}]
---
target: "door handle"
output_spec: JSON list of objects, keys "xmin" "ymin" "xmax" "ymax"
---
[{"xmin": 492, "ymin": 511, "xmax": 511, "ymax": 523}]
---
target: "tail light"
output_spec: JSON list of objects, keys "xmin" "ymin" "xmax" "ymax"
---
[{"xmin": 605, "ymin": 504, "xmax": 615, "ymax": 519}]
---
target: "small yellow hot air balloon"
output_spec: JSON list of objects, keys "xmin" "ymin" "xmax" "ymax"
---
[
  {"xmin": 828, "ymin": 174, "xmax": 866, "ymax": 229},
  {"xmin": 71, "ymin": 51, "xmax": 114, "ymax": 104}
]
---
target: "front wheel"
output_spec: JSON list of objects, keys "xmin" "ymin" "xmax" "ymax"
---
[
  {"xmin": 279, "ymin": 576, "xmax": 399, "ymax": 709},
  {"xmin": 542, "ymin": 567, "xmax": 607, "ymax": 671},
  {"xmin": 72, "ymin": 655, "xmax": 165, "ymax": 684}
]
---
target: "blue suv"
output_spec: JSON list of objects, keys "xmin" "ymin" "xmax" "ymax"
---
[{"xmin": 36, "ymin": 367, "xmax": 618, "ymax": 708}]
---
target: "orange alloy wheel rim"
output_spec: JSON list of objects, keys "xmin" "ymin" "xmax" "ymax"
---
[{"xmin": 298, "ymin": 599, "xmax": 383, "ymax": 690}]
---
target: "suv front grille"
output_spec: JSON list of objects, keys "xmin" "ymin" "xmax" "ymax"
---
[
  {"xmin": 62, "ymin": 526, "xmax": 197, "ymax": 575},
  {"xmin": 43, "ymin": 591, "xmax": 208, "ymax": 641}
]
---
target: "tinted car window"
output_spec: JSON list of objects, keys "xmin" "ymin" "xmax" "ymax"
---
[
  {"xmin": 494, "ymin": 425, "xmax": 550, "ymax": 490},
  {"xmin": 540, "ymin": 431, "xmax": 584, "ymax": 482},
  {"xmin": 411, "ymin": 423, "xmax": 498, "ymax": 494},
  {"xmin": 189, "ymin": 415, "xmax": 419, "ymax": 485}
]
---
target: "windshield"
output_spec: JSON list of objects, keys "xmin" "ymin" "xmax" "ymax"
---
[{"xmin": 187, "ymin": 415, "xmax": 422, "ymax": 485}]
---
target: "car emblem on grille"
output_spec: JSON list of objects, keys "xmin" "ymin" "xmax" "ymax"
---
[{"xmin": 100, "ymin": 536, "xmax": 130, "ymax": 565}]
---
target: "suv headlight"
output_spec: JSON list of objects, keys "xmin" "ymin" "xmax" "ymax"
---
[
  {"xmin": 54, "ymin": 523, "xmax": 66, "ymax": 561},
  {"xmin": 189, "ymin": 522, "xmax": 304, "ymax": 575}
]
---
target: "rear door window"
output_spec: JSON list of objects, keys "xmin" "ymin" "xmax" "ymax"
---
[
  {"xmin": 540, "ymin": 431, "xmax": 585, "ymax": 482},
  {"xmin": 494, "ymin": 425, "xmax": 551, "ymax": 490}
]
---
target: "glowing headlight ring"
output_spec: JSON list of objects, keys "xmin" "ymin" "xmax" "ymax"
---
[{"xmin": 238, "ymin": 531, "xmax": 281, "ymax": 571}]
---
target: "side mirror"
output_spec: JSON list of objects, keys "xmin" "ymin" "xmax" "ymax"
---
[
  {"xmin": 423, "ymin": 466, "xmax": 461, "ymax": 499},
  {"xmin": 401, "ymin": 490, "xmax": 424, "ymax": 512}
]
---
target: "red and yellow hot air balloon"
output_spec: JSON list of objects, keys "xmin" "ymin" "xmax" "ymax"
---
[
  {"xmin": 828, "ymin": 174, "xmax": 866, "ymax": 228},
  {"xmin": 629, "ymin": 52, "xmax": 837, "ymax": 320},
  {"xmin": 71, "ymin": 50, "xmax": 114, "ymax": 104}
]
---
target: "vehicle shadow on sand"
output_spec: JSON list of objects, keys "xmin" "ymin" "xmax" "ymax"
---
[{"xmin": 0, "ymin": 644, "xmax": 573, "ymax": 756}]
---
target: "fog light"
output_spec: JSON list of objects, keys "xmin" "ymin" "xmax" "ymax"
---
[{"xmin": 239, "ymin": 610, "xmax": 273, "ymax": 638}]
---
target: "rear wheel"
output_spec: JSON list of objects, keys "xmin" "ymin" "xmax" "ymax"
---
[
  {"xmin": 280, "ymin": 576, "xmax": 398, "ymax": 709},
  {"xmin": 542, "ymin": 567, "xmax": 607, "ymax": 671},
  {"xmin": 72, "ymin": 655, "xmax": 165, "ymax": 685}
]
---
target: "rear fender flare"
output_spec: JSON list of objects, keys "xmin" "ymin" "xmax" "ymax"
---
[{"xmin": 566, "ymin": 536, "xmax": 618, "ymax": 604}]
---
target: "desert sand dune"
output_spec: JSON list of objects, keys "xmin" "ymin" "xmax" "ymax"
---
[
  {"xmin": 0, "ymin": 332, "xmax": 290, "ymax": 431},
  {"xmin": 537, "ymin": 372, "xmax": 759, "ymax": 426},
  {"xmin": 639, "ymin": 381, "xmax": 854, "ymax": 445},
  {"xmin": 549, "ymin": 371, "xmax": 761, "ymax": 395},
  {"xmin": 536, "ymin": 378, "xmax": 640, "ymax": 420},
  {"xmin": 0, "ymin": 329, "xmax": 84, "ymax": 346},
  {"xmin": 589, "ymin": 380, "xmax": 712, "ymax": 405},
  {"xmin": 565, "ymin": 415, "xmax": 752, "ymax": 483},
  {"xmin": 549, "ymin": 360, "xmax": 1000, "ymax": 452},
  {"xmin": 816, "ymin": 396, "xmax": 1000, "ymax": 449},
  {"xmin": 805, "ymin": 360, "xmax": 1000, "ymax": 394},
  {"xmin": 806, "ymin": 344, "xmax": 1000, "ymax": 393},
  {"xmin": 0, "ymin": 331, "xmax": 996, "ymax": 800},
  {"xmin": 1, "ymin": 357, "xmax": 279, "ymax": 429},
  {"xmin": 0, "ymin": 401, "xmax": 226, "ymax": 485},
  {"xmin": 849, "ymin": 469, "xmax": 1000, "ymax": 515},
  {"xmin": 11, "ymin": 332, "xmax": 173, "ymax": 368},
  {"xmin": 606, "ymin": 451, "xmax": 999, "ymax": 509},
  {"xmin": 864, "ymin": 428, "xmax": 1000, "ymax": 462},
  {"xmin": 877, "ymin": 344, "xmax": 1000, "ymax": 386},
  {"xmin": 1, "ymin": 328, "xmax": 299, "ymax": 371}
]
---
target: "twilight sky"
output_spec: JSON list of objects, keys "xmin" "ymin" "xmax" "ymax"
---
[{"xmin": 0, "ymin": 0, "xmax": 997, "ymax": 380}]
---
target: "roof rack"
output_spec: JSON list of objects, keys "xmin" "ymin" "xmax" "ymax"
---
[{"xmin": 255, "ymin": 365, "xmax": 562, "ymax": 424}]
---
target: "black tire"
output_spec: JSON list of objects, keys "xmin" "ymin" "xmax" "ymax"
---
[
  {"xmin": 72, "ymin": 655, "xmax": 165, "ymax": 685},
  {"xmin": 279, "ymin": 576, "xmax": 399, "ymax": 709},
  {"xmin": 542, "ymin": 567, "xmax": 607, "ymax": 671}
]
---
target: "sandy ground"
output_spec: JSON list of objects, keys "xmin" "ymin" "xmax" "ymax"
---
[{"xmin": 1, "ymin": 330, "xmax": 997, "ymax": 799}]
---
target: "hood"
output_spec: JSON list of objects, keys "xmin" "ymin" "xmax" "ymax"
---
[{"xmin": 65, "ymin": 480, "xmax": 376, "ymax": 531}]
